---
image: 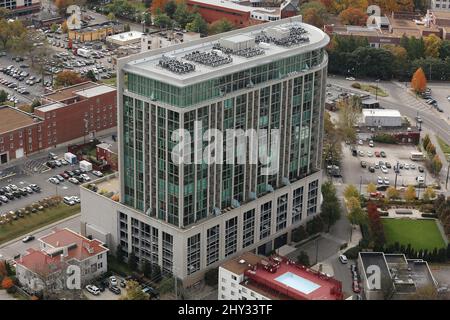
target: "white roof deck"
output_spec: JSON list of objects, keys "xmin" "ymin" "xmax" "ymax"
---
[
  {"xmin": 120, "ymin": 17, "xmax": 329, "ymax": 87},
  {"xmin": 75, "ymin": 85, "xmax": 116, "ymax": 98}
]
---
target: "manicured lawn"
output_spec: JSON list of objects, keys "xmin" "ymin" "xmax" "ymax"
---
[
  {"xmin": 101, "ymin": 77, "xmax": 117, "ymax": 87},
  {"xmin": 0, "ymin": 204, "xmax": 80, "ymax": 245},
  {"xmin": 437, "ymin": 136, "xmax": 450, "ymax": 158},
  {"xmin": 382, "ymin": 218, "xmax": 446, "ymax": 251}
]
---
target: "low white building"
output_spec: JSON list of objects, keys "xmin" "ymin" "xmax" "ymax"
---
[
  {"xmin": 15, "ymin": 228, "xmax": 109, "ymax": 296},
  {"xmin": 106, "ymin": 31, "xmax": 144, "ymax": 47},
  {"xmin": 141, "ymin": 31, "xmax": 201, "ymax": 52},
  {"xmin": 362, "ymin": 109, "xmax": 403, "ymax": 127}
]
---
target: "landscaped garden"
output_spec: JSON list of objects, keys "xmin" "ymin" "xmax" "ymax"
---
[{"xmin": 381, "ymin": 218, "xmax": 446, "ymax": 251}]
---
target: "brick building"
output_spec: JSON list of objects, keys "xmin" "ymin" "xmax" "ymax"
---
[
  {"xmin": 96, "ymin": 141, "xmax": 118, "ymax": 171},
  {"xmin": 34, "ymin": 82, "xmax": 117, "ymax": 149},
  {"xmin": 185, "ymin": 0, "xmax": 300, "ymax": 28},
  {"xmin": 0, "ymin": 106, "xmax": 43, "ymax": 164}
]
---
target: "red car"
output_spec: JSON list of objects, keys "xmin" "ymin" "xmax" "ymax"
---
[
  {"xmin": 374, "ymin": 151, "xmax": 381, "ymax": 157},
  {"xmin": 352, "ymin": 280, "xmax": 361, "ymax": 293},
  {"xmin": 60, "ymin": 173, "xmax": 69, "ymax": 179}
]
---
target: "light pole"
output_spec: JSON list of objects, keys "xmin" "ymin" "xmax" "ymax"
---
[{"xmin": 375, "ymin": 79, "xmax": 380, "ymax": 101}]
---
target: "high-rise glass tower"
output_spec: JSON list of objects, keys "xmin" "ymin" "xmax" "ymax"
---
[{"xmin": 82, "ymin": 16, "xmax": 329, "ymax": 283}]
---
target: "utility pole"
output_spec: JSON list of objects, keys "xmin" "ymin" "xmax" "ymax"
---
[
  {"xmin": 359, "ymin": 175, "xmax": 362, "ymax": 194},
  {"xmin": 446, "ymin": 161, "xmax": 450, "ymax": 189}
]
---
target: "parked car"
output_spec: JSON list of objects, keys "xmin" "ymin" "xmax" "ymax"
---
[
  {"xmin": 109, "ymin": 285, "xmax": 121, "ymax": 295},
  {"xmin": 92, "ymin": 170, "xmax": 103, "ymax": 177},
  {"xmin": 63, "ymin": 196, "xmax": 75, "ymax": 206},
  {"xmin": 360, "ymin": 161, "xmax": 367, "ymax": 168},
  {"xmin": 68, "ymin": 177, "xmax": 79, "ymax": 184},
  {"xmin": 48, "ymin": 177, "xmax": 59, "ymax": 184},
  {"xmin": 339, "ymin": 255, "xmax": 348, "ymax": 264},
  {"xmin": 109, "ymin": 276, "xmax": 118, "ymax": 287},
  {"xmin": 380, "ymin": 151, "xmax": 386, "ymax": 158},
  {"xmin": 86, "ymin": 285, "xmax": 100, "ymax": 296}
]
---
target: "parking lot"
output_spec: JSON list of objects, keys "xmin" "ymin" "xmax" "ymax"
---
[
  {"xmin": 341, "ymin": 140, "xmax": 435, "ymax": 190},
  {"xmin": 0, "ymin": 154, "xmax": 99, "ymax": 214},
  {"xmin": 84, "ymin": 277, "xmax": 128, "ymax": 300},
  {"xmin": 427, "ymin": 84, "xmax": 450, "ymax": 120}
]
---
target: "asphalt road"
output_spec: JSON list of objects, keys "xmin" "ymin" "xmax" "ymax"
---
[{"xmin": 0, "ymin": 213, "xmax": 80, "ymax": 261}]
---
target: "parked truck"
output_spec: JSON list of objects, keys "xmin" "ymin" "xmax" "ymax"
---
[{"xmin": 76, "ymin": 48, "xmax": 91, "ymax": 58}]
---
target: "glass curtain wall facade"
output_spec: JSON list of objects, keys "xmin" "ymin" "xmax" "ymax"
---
[{"xmin": 121, "ymin": 50, "xmax": 327, "ymax": 230}]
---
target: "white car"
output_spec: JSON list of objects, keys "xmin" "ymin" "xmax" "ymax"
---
[
  {"xmin": 377, "ymin": 176, "xmax": 383, "ymax": 185},
  {"xmin": 68, "ymin": 177, "xmax": 79, "ymax": 184},
  {"xmin": 358, "ymin": 150, "xmax": 364, "ymax": 157},
  {"xmin": 367, "ymin": 151, "xmax": 373, "ymax": 157},
  {"xmin": 368, "ymin": 140, "xmax": 374, "ymax": 147},
  {"xmin": 339, "ymin": 255, "xmax": 348, "ymax": 264},
  {"xmin": 381, "ymin": 166, "xmax": 388, "ymax": 174},
  {"xmin": 416, "ymin": 176, "xmax": 425, "ymax": 184},
  {"xmin": 81, "ymin": 173, "xmax": 91, "ymax": 181},
  {"xmin": 63, "ymin": 196, "xmax": 75, "ymax": 206},
  {"xmin": 384, "ymin": 177, "xmax": 390, "ymax": 185},
  {"xmin": 86, "ymin": 285, "xmax": 100, "ymax": 296},
  {"xmin": 404, "ymin": 164, "xmax": 410, "ymax": 170},
  {"xmin": 346, "ymin": 77, "xmax": 355, "ymax": 81},
  {"xmin": 48, "ymin": 177, "xmax": 59, "ymax": 184},
  {"xmin": 71, "ymin": 196, "xmax": 81, "ymax": 203},
  {"xmin": 92, "ymin": 170, "xmax": 103, "ymax": 177},
  {"xmin": 358, "ymin": 139, "xmax": 363, "ymax": 145},
  {"xmin": 109, "ymin": 276, "xmax": 118, "ymax": 287}
]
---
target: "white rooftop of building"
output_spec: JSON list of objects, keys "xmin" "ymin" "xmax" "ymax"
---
[
  {"xmin": 75, "ymin": 85, "xmax": 116, "ymax": 98},
  {"xmin": 362, "ymin": 109, "xmax": 402, "ymax": 117},
  {"xmin": 107, "ymin": 31, "xmax": 144, "ymax": 42},
  {"xmin": 120, "ymin": 16, "xmax": 329, "ymax": 86},
  {"xmin": 36, "ymin": 102, "xmax": 66, "ymax": 112}
]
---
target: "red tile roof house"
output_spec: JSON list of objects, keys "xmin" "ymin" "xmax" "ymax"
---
[{"xmin": 15, "ymin": 228, "xmax": 108, "ymax": 297}]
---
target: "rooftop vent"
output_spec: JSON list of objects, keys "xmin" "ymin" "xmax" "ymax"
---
[
  {"xmin": 255, "ymin": 25, "xmax": 309, "ymax": 47},
  {"xmin": 158, "ymin": 56, "xmax": 195, "ymax": 74},
  {"xmin": 183, "ymin": 50, "xmax": 232, "ymax": 67}
]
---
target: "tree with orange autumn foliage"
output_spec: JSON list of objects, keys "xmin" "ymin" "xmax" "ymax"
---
[
  {"xmin": 339, "ymin": 7, "xmax": 367, "ymax": 26},
  {"xmin": 411, "ymin": 67, "xmax": 427, "ymax": 93},
  {"xmin": 1, "ymin": 277, "xmax": 13, "ymax": 289},
  {"xmin": 54, "ymin": 70, "xmax": 84, "ymax": 88},
  {"xmin": 151, "ymin": 0, "xmax": 168, "ymax": 15}
]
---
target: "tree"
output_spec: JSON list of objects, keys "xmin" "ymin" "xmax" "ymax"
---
[
  {"xmin": 54, "ymin": 70, "xmax": 83, "ymax": 87},
  {"xmin": 344, "ymin": 184, "xmax": 359, "ymax": 200},
  {"xmin": 0, "ymin": 19, "xmax": 26, "ymax": 50},
  {"xmin": 291, "ymin": 225, "xmax": 308, "ymax": 242},
  {"xmin": 121, "ymin": 280, "xmax": 149, "ymax": 300},
  {"xmin": 424, "ymin": 34, "xmax": 442, "ymax": 58},
  {"xmin": 107, "ymin": 12, "xmax": 116, "ymax": 21},
  {"xmin": 174, "ymin": 2, "xmax": 193, "ymax": 28},
  {"xmin": 339, "ymin": 7, "xmax": 367, "ymax": 26},
  {"xmin": 439, "ymin": 40, "xmax": 450, "ymax": 60},
  {"xmin": 50, "ymin": 24, "xmax": 59, "ymax": 33},
  {"xmin": 204, "ymin": 268, "xmax": 218, "ymax": 287},
  {"xmin": 128, "ymin": 251, "xmax": 138, "ymax": 271},
  {"xmin": 422, "ymin": 186, "xmax": 436, "ymax": 201},
  {"xmin": 85, "ymin": 70, "xmax": 97, "ymax": 82},
  {"xmin": 0, "ymin": 90, "xmax": 7, "ymax": 103},
  {"xmin": 337, "ymin": 96, "xmax": 361, "ymax": 142},
  {"xmin": 404, "ymin": 185, "xmax": 416, "ymax": 201},
  {"xmin": 0, "ymin": 8, "xmax": 9, "ymax": 20},
  {"xmin": 153, "ymin": 12, "xmax": 172, "ymax": 29},
  {"xmin": 426, "ymin": 142, "xmax": 436, "ymax": 156},
  {"xmin": 1, "ymin": 277, "xmax": 13, "ymax": 289},
  {"xmin": 208, "ymin": 18, "xmax": 234, "ymax": 35},
  {"xmin": 299, "ymin": 1, "xmax": 328, "ymax": 28},
  {"xmin": 164, "ymin": 0, "xmax": 177, "ymax": 18},
  {"xmin": 367, "ymin": 183, "xmax": 377, "ymax": 193},
  {"xmin": 61, "ymin": 21, "xmax": 69, "ymax": 34},
  {"xmin": 297, "ymin": 251, "xmax": 310, "ymax": 267},
  {"xmin": 348, "ymin": 206, "xmax": 366, "ymax": 226},
  {"xmin": 386, "ymin": 186, "xmax": 400, "ymax": 200},
  {"xmin": 186, "ymin": 13, "xmax": 207, "ymax": 35},
  {"xmin": 422, "ymin": 134, "xmax": 431, "ymax": 150},
  {"xmin": 346, "ymin": 196, "xmax": 361, "ymax": 212},
  {"xmin": 320, "ymin": 181, "xmax": 341, "ymax": 231},
  {"xmin": 116, "ymin": 245, "xmax": 125, "ymax": 263},
  {"xmin": 151, "ymin": 0, "xmax": 168, "ymax": 15},
  {"xmin": 431, "ymin": 154, "xmax": 443, "ymax": 176},
  {"xmin": 142, "ymin": 260, "xmax": 152, "ymax": 278},
  {"xmin": 159, "ymin": 276, "xmax": 177, "ymax": 294},
  {"xmin": 367, "ymin": 202, "xmax": 385, "ymax": 247},
  {"xmin": 411, "ymin": 67, "xmax": 427, "ymax": 93},
  {"xmin": 151, "ymin": 264, "xmax": 162, "ymax": 283},
  {"xmin": 30, "ymin": 99, "xmax": 41, "ymax": 113},
  {"xmin": 0, "ymin": 260, "xmax": 7, "ymax": 278}
]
